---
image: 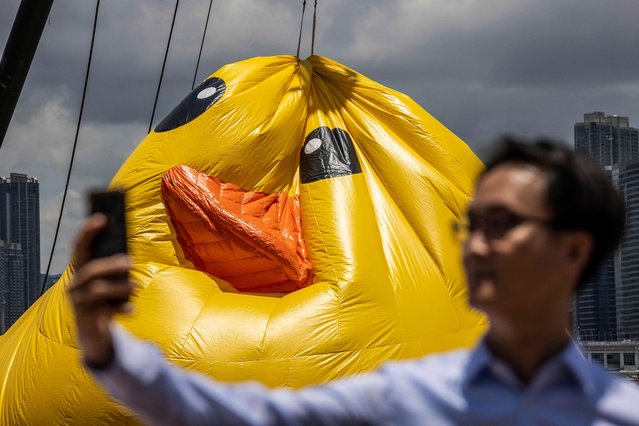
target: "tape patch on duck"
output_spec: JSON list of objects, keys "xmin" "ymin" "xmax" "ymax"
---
[
  {"xmin": 161, "ymin": 165, "xmax": 312, "ymax": 293},
  {"xmin": 300, "ymin": 127, "xmax": 362, "ymax": 184}
]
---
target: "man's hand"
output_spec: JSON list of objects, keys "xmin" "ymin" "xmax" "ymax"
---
[{"xmin": 68, "ymin": 214, "xmax": 135, "ymax": 368}]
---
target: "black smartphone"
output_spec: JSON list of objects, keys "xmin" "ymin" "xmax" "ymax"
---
[{"xmin": 88, "ymin": 190, "xmax": 128, "ymax": 259}]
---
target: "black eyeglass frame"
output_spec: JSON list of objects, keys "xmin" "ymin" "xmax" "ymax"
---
[{"xmin": 452, "ymin": 209, "xmax": 559, "ymax": 241}]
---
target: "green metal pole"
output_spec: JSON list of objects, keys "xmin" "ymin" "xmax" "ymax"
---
[{"xmin": 0, "ymin": 0, "xmax": 55, "ymax": 150}]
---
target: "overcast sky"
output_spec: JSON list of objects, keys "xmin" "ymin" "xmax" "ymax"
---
[{"xmin": 1, "ymin": 0, "xmax": 638, "ymax": 274}]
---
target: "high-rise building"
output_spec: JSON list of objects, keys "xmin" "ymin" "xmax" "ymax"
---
[
  {"xmin": 573, "ymin": 165, "xmax": 618, "ymax": 341},
  {"xmin": 613, "ymin": 159, "xmax": 639, "ymax": 340},
  {"xmin": 574, "ymin": 111, "xmax": 639, "ymax": 168},
  {"xmin": 0, "ymin": 241, "xmax": 24, "ymax": 333},
  {"xmin": 575, "ymin": 255, "xmax": 617, "ymax": 341},
  {"xmin": 0, "ymin": 173, "xmax": 41, "ymax": 330},
  {"xmin": 574, "ymin": 112, "xmax": 639, "ymax": 341}
]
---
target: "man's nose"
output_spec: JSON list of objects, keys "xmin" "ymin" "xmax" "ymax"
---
[{"xmin": 463, "ymin": 230, "xmax": 491, "ymax": 259}]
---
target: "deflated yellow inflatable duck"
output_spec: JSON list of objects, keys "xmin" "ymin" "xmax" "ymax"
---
[{"xmin": 0, "ymin": 55, "xmax": 486, "ymax": 424}]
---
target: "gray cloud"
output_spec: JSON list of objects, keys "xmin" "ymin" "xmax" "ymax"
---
[{"xmin": 1, "ymin": 0, "xmax": 638, "ymax": 274}]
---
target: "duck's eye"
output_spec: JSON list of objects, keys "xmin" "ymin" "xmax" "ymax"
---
[
  {"xmin": 300, "ymin": 127, "xmax": 362, "ymax": 184},
  {"xmin": 154, "ymin": 77, "xmax": 226, "ymax": 133}
]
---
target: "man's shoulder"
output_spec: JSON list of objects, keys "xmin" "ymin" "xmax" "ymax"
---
[
  {"xmin": 564, "ymin": 355, "xmax": 639, "ymax": 417},
  {"xmin": 577, "ymin": 362, "xmax": 639, "ymax": 421},
  {"xmin": 585, "ymin": 361, "xmax": 639, "ymax": 397}
]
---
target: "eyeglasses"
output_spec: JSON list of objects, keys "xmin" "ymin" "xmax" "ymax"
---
[{"xmin": 452, "ymin": 209, "xmax": 556, "ymax": 241}]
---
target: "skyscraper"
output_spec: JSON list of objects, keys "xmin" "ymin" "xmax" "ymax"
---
[
  {"xmin": 574, "ymin": 112, "xmax": 639, "ymax": 341},
  {"xmin": 574, "ymin": 111, "xmax": 639, "ymax": 168},
  {"xmin": 0, "ymin": 173, "xmax": 40, "ymax": 331},
  {"xmin": 613, "ymin": 159, "xmax": 639, "ymax": 340},
  {"xmin": 575, "ymin": 255, "xmax": 617, "ymax": 341},
  {"xmin": 0, "ymin": 241, "xmax": 24, "ymax": 333}
]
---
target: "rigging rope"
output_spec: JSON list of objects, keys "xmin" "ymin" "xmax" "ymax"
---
[
  {"xmin": 296, "ymin": 1, "xmax": 307, "ymax": 58},
  {"xmin": 41, "ymin": 0, "xmax": 101, "ymax": 295},
  {"xmin": 192, "ymin": 0, "xmax": 214, "ymax": 90},
  {"xmin": 311, "ymin": 0, "xmax": 318, "ymax": 55},
  {"xmin": 148, "ymin": 0, "xmax": 181, "ymax": 133}
]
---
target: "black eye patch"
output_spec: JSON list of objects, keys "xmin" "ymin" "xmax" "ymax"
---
[
  {"xmin": 300, "ymin": 127, "xmax": 362, "ymax": 184},
  {"xmin": 154, "ymin": 77, "xmax": 226, "ymax": 133}
]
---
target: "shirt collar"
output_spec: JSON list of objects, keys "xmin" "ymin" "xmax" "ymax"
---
[
  {"xmin": 558, "ymin": 340, "xmax": 596, "ymax": 396},
  {"xmin": 462, "ymin": 336, "xmax": 596, "ymax": 396},
  {"xmin": 461, "ymin": 338, "xmax": 493, "ymax": 391}
]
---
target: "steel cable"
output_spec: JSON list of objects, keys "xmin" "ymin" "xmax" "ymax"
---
[
  {"xmin": 296, "ymin": 0, "xmax": 306, "ymax": 57},
  {"xmin": 41, "ymin": 0, "xmax": 101, "ymax": 295},
  {"xmin": 148, "ymin": 0, "xmax": 181, "ymax": 133},
  {"xmin": 192, "ymin": 0, "xmax": 214, "ymax": 90},
  {"xmin": 311, "ymin": 0, "xmax": 318, "ymax": 55}
]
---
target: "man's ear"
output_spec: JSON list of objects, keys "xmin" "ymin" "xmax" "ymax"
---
[{"xmin": 565, "ymin": 231, "xmax": 593, "ymax": 270}]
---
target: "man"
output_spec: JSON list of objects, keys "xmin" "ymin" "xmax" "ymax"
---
[{"xmin": 69, "ymin": 138, "xmax": 639, "ymax": 425}]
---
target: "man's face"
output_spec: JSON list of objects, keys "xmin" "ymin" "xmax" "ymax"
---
[{"xmin": 463, "ymin": 163, "xmax": 572, "ymax": 322}]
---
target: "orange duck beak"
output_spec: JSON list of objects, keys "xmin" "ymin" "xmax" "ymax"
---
[{"xmin": 162, "ymin": 165, "xmax": 313, "ymax": 293}]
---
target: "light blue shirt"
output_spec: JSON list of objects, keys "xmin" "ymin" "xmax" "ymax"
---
[{"xmin": 91, "ymin": 326, "xmax": 639, "ymax": 425}]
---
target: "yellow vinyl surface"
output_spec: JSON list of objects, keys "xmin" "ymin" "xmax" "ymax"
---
[{"xmin": 0, "ymin": 55, "xmax": 486, "ymax": 424}]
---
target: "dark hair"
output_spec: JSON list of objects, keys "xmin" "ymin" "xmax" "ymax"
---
[{"xmin": 482, "ymin": 136, "xmax": 626, "ymax": 289}]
